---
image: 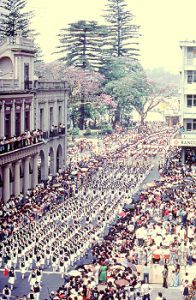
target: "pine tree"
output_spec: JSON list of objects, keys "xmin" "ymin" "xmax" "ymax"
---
[
  {"xmin": 56, "ymin": 20, "xmax": 108, "ymax": 71},
  {"xmin": 0, "ymin": 0, "xmax": 33, "ymax": 40},
  {"xmin": 103, "ymin": 0, "xmax": 140, "ymax": 58}
]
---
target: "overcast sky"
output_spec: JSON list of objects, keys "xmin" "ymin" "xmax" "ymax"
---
[{"xmin": 26, "ymin": 0, "xmax": 196, "ymax": 74}]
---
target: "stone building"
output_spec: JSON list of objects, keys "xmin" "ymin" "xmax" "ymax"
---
[{"xmin": 0, "ymin": 35, "xmax": 67, "ymax": 202}]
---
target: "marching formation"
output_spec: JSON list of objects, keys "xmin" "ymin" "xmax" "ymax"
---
[{"xmin": 0, "ymin": 125, "xmax": 195, "ymax": 300}]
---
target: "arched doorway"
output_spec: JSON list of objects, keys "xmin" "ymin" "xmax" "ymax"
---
[
  {"xmin": 48, "ymin": 147, "xmax": 55, "ymax": 176},
  {"xmin": 56, "ymin": 144, "xmax": 63, "ymax": 172},
  {"xmin": 39, "ymin": 150, "xmax": 47, "ymax": 182}
]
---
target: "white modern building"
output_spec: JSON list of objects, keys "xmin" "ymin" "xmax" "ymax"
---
[
  {"xmin": 176, "ymin": 41, "xmax": 196, "ymax": 163},
  {"xmin": 0, "ymin": 35, "xmax": 68, "ymax": 202}
]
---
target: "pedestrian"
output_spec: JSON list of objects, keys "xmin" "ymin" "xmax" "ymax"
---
[
  {"xmin": 33, "ymin": 281, "xmax": 41, "ymax": 300},
  {"xmin": 28, "ymin": 289, "xmax": 35, "ymax": 300},
  {"xmin": 143, "ymin": 262, "xmax": 150, "ymax": 283},
  {"xmin": 141, "ymin": 280, "xmax": 151, "ymax": 300},
  {"xmin": 2, "ymin": 285, "xmax": 11, "ymax": 299},
  {"xmin": 173, "ymin": 265, "xmax": 180, "ymax": 287},
  {"xmin": 99, "ymin": 264, "xmax": 107, "ymax": 284},
  {"xmin": 8, "ymin": 267, "xmax": 16, "ymax": 290},
  {"xmin": 162, "ymin": 264, "xmax": 168, "ymax": 288},
  {"xmin": 155, "ymin": 292, "xmax": 163, "ymax": 300},
  {"xmin": 183, "ymin": 280, "xmax": 190, "ymax": 300},
  {"xmin": 20, "ymin": 259, "xmax": 26, "ymax": 279}
]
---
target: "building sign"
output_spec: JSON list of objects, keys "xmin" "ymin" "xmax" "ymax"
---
[{"xmin": 171, "ymin": 138, "xmax": 196, "ymax": 147}]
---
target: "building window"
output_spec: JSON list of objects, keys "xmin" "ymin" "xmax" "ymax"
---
[
  {"xmin": 5, "ymin": 113, "xmax": 11, "ymax": 138},
  {"xmin": 186, "ymin": 122, "xmax": 192, "ymax": 131},
  {"xmin": 58, "ymin": 106, "xmax": 62, "ymax": 124},
  {"xmin": 40, "ymin": 108, "xmax": 44, "ymax": 130},
  {"xmin": 187, "ymin": 71, "xmax": 196, "ymax": 83},
  {"xmin": 25, "ymin": 111, "xmax": 30, "ymax": 131},
  {"xmin": 187, "ymin": 95, "xmax": 196, "ymax": 107},
  {"xmin": 186, "ymin": 119, "xmax": 196, "ymax": 131},
  {"xmin": 193, "ymin": 119, "xmax": 196, "ymax": 130},
  {"xmin": 187, "ymin": 47, "xmax": 196, "ymax": 58},
  {"xmin": 15, "ymin": 112, "xmax": 21, "ymax": 136},
  {"xmin": 49, "ymin": 107, "xmax": 53, "ymax": 126}
]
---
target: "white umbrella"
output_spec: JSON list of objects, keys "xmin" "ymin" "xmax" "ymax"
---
[{"xmin": 68, "ymin": 270, "xmax": 81, "ymax": 276}]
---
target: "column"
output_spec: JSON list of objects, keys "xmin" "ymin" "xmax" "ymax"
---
[
  {"xmin": 20, "ymin": 100, "xmax": 25, "ymax": 133},
  {"xmin": 23, "ymin": 157, "xmax": 30, "ymax": 194},
  {"xmin": 0, "ymin": 101, "xmax": 5, "ymax": 138},
  {"xmin": 11, "ymin": 100, "xmax": 16, "ymax": 136},
  {"xmin": 3, "ymin": 164, "xmax": 11, "ymax": 202},
  {"xmin": 14, "ymin": 160, "xmax": 21, "ymax": 197},
  {"xmin": 32, "ymin": 154, "xmax": 38, "ymax": 188}
]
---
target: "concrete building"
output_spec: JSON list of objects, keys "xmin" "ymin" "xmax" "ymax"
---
[
  {"xmin": 0, "ymin": 35, "xmax": 67, "ymax": 202},
  {"xmin": 172, "ymin": 41, "xmax": 196, "ymax": 163}
]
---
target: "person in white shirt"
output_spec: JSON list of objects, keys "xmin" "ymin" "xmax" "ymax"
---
[
  {"xmin": 2, "ymin": 285, "xmax": 11, "ymax": 299},
  {"xmin": 141, "ymin": 281, "xmax": 151, "ymax": 300},
  {"xmin": 155, "ymin": 292, "xmax": 163, "ymax": 300}
]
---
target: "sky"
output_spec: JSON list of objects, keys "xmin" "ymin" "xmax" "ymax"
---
[{"xmin": 26, "ymin": 0, "xmax": 196, "ymax": 74}]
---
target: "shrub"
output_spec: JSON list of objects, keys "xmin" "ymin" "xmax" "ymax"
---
[
  {"xmin": 72, "ymin": 127, "xmax": 79, "ymax": 136},
  {"xmin": 83, "ymin": 128, "xmax": 92, "ymax": 136}
]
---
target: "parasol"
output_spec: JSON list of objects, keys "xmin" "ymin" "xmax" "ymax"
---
[
  {"xmin": 146, "ymin": 182, "xmax": 156, "ymax": 187},
  {"xmin": 115, "ymin": 279, "xmax": 129, "ymax": 287},
  {"xmin": 80, "ymin": 168, "xmax": 88, "ymax": 172},
  {"xmin": 84, "ymin": 264, "xmax": 95, "ymax": 271},
  {"xmin": 68, "ymin": 270, "xmax": 81, "ymax": 276},
  {"xmin": 53, "ymin": 183, "xmax": 61, "ymax": 188},
  {"xmin": 71, "ymin": 170, "xmax": 78, "ymax": 176},
  {"xmin": 109, "ymin": 265, "xmax": 125, "ymax": 270},
  {"xmin": 118, "ymin": 212, "xmax": 127, "ymax": 217}
]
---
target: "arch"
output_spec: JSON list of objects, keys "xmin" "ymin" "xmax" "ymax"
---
[
  {"xmin": 56, "ymin": 144, "xmax": 63, "ymax": 172},
  {"xmin": 48, "ymin": 147, "xmax": 55, "ymax": 176},
  {"xmin": 0, "ymin": 56, "xmax": 13, "ymax": 78}
]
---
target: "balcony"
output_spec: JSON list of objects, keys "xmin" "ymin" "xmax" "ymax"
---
[
  {"xmin": 34, "ymin": 81, "xmax": 66, "ymax": 91},
  {"xmin": 0, "ymin": 79, "xmax": 33, "ymax": 92},
  {"xmin": 0, "ymin": 36, "xmax": 36, "ymax": 55},
  {"xmin": 42, "ymin": 128, "xmax": 66, "ymax": 140},
  {"xmin": 0, "ymin": 79, "xmax": 20, "ymax": 91},
  {"xmin": 0, "ymin": 135, "xmax": 43, "ymax": 156}
]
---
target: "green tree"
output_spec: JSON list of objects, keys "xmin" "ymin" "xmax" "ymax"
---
[
  {"xmin": 100, "ymin": 56, "xmax": 142, "ymax": 81},
  {"xmin": 123, "ymin": 70, "xmax": 176, "ymax": 125},
  {"xmin": 105, "ymin": 77, "xmax": 134, "ymax": 126},
  {"xmin": 103, "ymin": 0, "xmax": 140, "ymax": 59},
  {"xmin": 0, "ymin": 0, "xmax": 33, "ymax": 39},
  {"xmin": 56, "ymin": 20, "xmax": 108, "ymax": 71},
  {"xmin": 105, "ymin": 64, "xmax": 175, "ymax": 126}
]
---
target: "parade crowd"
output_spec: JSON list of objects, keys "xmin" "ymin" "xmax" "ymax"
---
[{"xmin": 0, "ymin": 125, "xmax": 195, "ymax": 300}]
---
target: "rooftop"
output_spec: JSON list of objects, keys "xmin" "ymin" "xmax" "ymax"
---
[{"xmin": 180, "ymin": 40, "xmax": 196, "ymax": 47}]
